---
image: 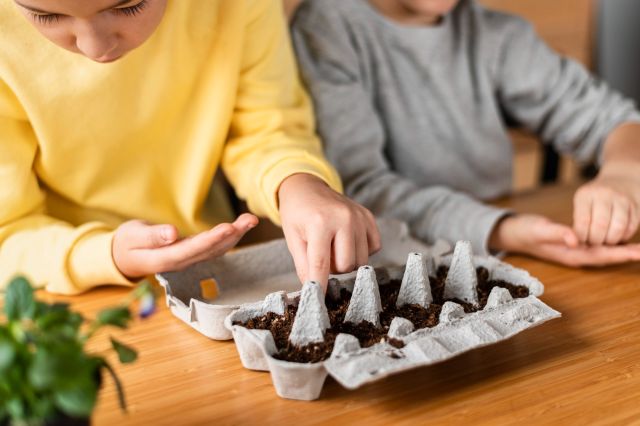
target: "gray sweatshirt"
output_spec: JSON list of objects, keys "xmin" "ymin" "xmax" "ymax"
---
[{"xmin": 291, "ymin": 0, "xmax": 640, "ymax": 255}]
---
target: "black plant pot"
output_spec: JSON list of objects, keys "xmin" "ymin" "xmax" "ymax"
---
[
  {"xmin": 1, "ymin": 414, "xmax": 89, "ymax": 426},
  {"xmin": 45, "ymin": 413, "xmax": 90, "ymax": 426}
]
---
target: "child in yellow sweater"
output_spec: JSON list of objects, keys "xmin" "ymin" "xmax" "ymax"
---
[{"xmin": 0, "ymin": 0, "xmax": 380, "ymax": 294}]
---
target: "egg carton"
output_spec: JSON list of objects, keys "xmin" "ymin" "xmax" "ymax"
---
[
  {"xmin": 156, "ymin": 219, "xmax": 440, "ymax": 340},
  {"xmin": 224, "ymin": 242, "xmax": 561, "ymax": 401}
]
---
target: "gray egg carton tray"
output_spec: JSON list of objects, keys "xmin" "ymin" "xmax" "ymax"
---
[
  {"xmin": 156, "ymin": 219, "xmax": 440, "ymax": 340},
  {"xmin": 225, "ymin": 241, "xmax": 560, "ymax": 401}
]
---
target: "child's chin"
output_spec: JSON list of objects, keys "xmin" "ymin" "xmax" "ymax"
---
[{"xmin": 403, "ymin": 0, "xmax": 459, "ymax": 16}]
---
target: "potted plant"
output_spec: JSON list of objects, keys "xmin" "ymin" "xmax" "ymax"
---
[{"xmin": 0, "ymin": 276, "xmax": 157, "ymax": 426}]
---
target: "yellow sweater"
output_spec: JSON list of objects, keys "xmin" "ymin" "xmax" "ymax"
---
[{"xmin": 0, "ymin": 0, "xmax": 341, "ymax": 294}]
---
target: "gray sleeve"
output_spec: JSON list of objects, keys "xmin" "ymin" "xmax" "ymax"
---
[
  {"xmin": 291, "ymin": 3, "xmax": 509, "ymax": 255},
  {"xmin": 493, "ymin": 16, "xmax": 640, "ymax": 164}
]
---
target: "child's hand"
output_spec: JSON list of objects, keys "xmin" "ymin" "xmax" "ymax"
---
[
  {"xmin": 112, "ymin": 214, "xmax": 258, "ymax": 279},
  {"xmin": 489, "ymin": 213, "xmax": 640, "ymax": 267},
  {"xmin": 573, "ymin": 171, "xmax": 640, "ymax": 246},
  {"xmin": 278, "ymin": 173, "xmax": 381, "ymax": 289}
]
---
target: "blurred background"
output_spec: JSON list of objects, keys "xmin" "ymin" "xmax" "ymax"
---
[{"xmin": 282, "ymin": 0, "xmax": 640, "ymax": 192}]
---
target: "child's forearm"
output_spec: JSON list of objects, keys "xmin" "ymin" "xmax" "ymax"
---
[{"xmin": 600, "ymin": 122, "xmax": 640, "ymax": 174}]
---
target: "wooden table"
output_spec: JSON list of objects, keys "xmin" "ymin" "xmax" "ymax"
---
[{"xmin": 41, "ymin": 183, "xmax": 640, "ymax": 425}]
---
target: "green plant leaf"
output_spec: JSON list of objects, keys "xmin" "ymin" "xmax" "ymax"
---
[
  {"xmin": 0, "ymin": 336, "xmax": 15, "ymax": 372},
  {"xmin": 110, "ymin": 338, "xmax": 137, "ymax": 364},
  {"xmin": 33, "ymin": 301, "xmax": 72, "ymax": 320},
  {"xmin": 4, "ymin": 276, "xmax": 36, "ymax": 321},
  {"xmin": 28, "ymin": 344, "xmax": 87, "ymax": 390},
  {"xmin": 96, "ymin": 306, "xmax": 132, "ymax": 329},
  {"xmin": 101, "ymin": 361, "xmax": 127, "ymax": 412},
  {"xmin": 36, "ymin": 308, "xmax": 83, "ymax": 338},
  {"xmin": 6, "ymin": 397, "xmax": 25, "ymax": 421},
  {"xmin": 28, "ymin": 346, "xmax": 63, "ymax": 390},
  {"xmin": 32, "ymin": 398, "xmax": 56, "ymax": 423},
  {"xmin": 53, "ymin": 379, "xmax": 98, "ymax": 418}
]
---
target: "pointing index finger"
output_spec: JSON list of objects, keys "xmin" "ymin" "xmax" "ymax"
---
[{"xmin": 306, "ymin": 230, "xmax": 333, "ymax": 291}]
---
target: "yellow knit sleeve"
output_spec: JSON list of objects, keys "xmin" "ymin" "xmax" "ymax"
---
[
  {"xmin": 221, "ymin": 0, "xmax": 343, "ymax": 225},
  {"xmin": 0, "ymin": 81, "xmax": 134, "ymax": 294}
]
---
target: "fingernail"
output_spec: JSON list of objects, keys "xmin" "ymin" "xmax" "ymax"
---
[{"xmin": 161, "ymin": 227, "xmax": 173, "ymax": 241}]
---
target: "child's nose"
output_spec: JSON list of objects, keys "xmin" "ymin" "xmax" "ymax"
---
[{"xmin": 74, "ymin": 23, "xmax": 118, "ymax": 62}]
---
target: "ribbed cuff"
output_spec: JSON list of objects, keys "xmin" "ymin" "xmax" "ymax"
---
[
  {"xmin": 65, "ymin": 228, "xmax": 135, "ymax": 293},
  {"xmin": 258, "ymin": 153, "xmax": 343, "ymax": 225}
]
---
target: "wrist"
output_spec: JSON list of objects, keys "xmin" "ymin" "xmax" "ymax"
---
[
  {"xmin": 488, "ymin": 214, "xmax": 519, "ymax": 253},
  {"xmin": 601, "ymin": 122, "xmax": 640, "ymax": 166},
  {"xmin": 598, "ymin": 161, "xmax": 640, "ymax": 181},
  {"xmin": 278, "ymin": 173, "xmax": 328, "ymax": 203}
]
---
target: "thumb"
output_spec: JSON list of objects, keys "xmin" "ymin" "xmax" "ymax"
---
[
  {"xmin": 231, "ymin": 213, "xmax": 259, "ymax": 233},
  {"xmin": 130, "ymin": 223, "xmax": 179, "ymax": 249},
  {"xmin": 534, "ymin": 219, "xmax": 579, "ymax": 247}
]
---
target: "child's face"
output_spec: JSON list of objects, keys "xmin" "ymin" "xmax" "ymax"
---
[{"xmin": 14, "ymin": 0, "xmax": 167, "ymax": 63}]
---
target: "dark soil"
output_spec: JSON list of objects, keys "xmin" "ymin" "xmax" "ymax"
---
[{"xmin": 235, "ymin": 266, "xmax": 529, "ymax": 363}]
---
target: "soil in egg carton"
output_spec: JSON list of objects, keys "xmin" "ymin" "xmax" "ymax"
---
[{"xmin": 235, "ymin": 266, "xmax": 529, "ymax": 363}]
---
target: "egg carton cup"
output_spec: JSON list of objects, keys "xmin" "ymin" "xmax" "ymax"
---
[
  {"xmin": 156, "ymin": 219, "xmax": 441, "ymax": 340},
  {"xmin": 225, "ymin": 242, "xmax": 560, "ymax": 401}
]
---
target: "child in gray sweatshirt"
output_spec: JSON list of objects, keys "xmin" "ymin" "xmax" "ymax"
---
[{"xmin": 291, "ymin": 0, "xmax": 640, "ymax": 266}]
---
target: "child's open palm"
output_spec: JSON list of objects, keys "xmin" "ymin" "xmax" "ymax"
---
[
  {"xmin": 112, "ymin": 214, "xmax": 259, "ymax": 279},
  {"xmin": 490, "ymin": 214, "xmax": 640, "ymax": 267}
]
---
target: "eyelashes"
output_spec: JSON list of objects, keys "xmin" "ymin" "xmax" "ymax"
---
[
  {"xmin": 31, "ymin": 13, "xmax": 60, "ymax": 25},
  {"xmin": 113, "ymin": 0, "xmax": 149, "ymax": 17},
  {"xmin": 28, "ymin": 0, "xmax": 149, "ymax": 25}
]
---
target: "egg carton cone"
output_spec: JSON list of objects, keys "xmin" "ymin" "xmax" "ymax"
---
[
  {"xmin": 156, "ymin": 219, "xmax": 438, "ymax": 340},
  {"xmin": 225, "ymin": 242, "xmax": 560, "ymax": 401}
]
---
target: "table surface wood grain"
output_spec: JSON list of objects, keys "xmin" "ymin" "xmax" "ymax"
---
[{"xmin": 36, "ymin": 183, "xmax": 640, "ymax": 425}]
